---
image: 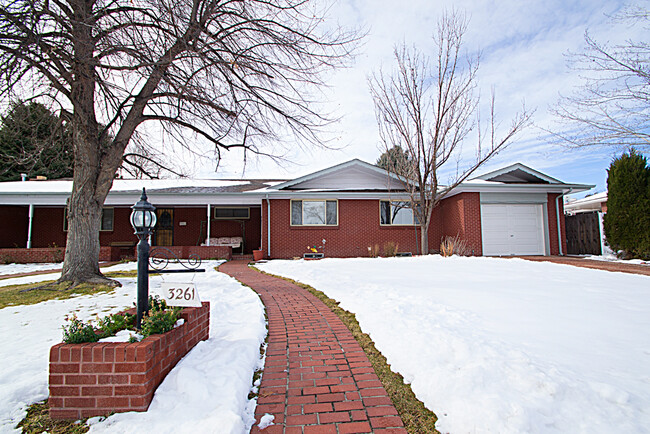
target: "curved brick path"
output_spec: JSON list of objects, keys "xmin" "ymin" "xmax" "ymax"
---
[{"xmin": 219, "ymin": 260, "xmax": 406, "ymax": 434}]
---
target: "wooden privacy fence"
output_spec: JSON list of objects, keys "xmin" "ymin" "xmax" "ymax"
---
[{"xmin": 566, "ymin": 211, "xmax": 602, "ymax": 255}]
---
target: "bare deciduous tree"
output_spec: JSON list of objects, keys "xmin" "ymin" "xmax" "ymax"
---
[
  {"xmin": 368, "ymin": 11, "xmax": 531, "ymax": 254},
  {"xmin": 0, "ymin": 0, "xmax": 358, "ymax": 286},
  {"xmin": 552, "ymin": 5, "xmax": 650, "ymax": 149}
]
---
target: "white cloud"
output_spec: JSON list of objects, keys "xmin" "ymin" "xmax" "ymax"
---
[{"xmin": 195, "ymin": 0, "xmax": 636, "ymax": 195}]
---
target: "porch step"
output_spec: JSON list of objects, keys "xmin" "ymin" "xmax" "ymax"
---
[{"xmin": 231, "ymin": 254, "xmax": 254, "ymax": 261}]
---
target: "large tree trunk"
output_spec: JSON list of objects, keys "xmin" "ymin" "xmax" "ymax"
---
[
  {"xmin": 60, "ymin": 183, "xmax": 105, "ymax": 284},
  {"xmin": 58, "ymin": 0, "xmax": 120, "ymax": 287},
  {"xmin": 59, "ymin": 134, "xmax": 119, "ymax": 286}
]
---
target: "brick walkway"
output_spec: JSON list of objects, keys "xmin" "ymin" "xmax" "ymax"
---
[
  {"xmin": 518, "ymin": 256, "xmax": 650, "ymax": 276},
  {"xmin": 219, "ymin": 260, "xmax": 405, "ymax": 434}
]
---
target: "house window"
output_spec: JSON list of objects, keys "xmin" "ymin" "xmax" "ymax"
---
[
  {"xmin": 63, "ymin": 207, "xmax": 114, "ymax": 231},
  {"xmin": 380, "ymin": 200, "xmax": 419, "ymax": 225},
  {"xmin": 214, "ymin": 207, "xmax": 250, "ymax": 219},
  {"xmin": 291, "ymin": 200, "xmax": 338, "ymax": 226}
]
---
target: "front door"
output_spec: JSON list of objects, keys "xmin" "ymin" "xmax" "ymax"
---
[{"xmin": 154, "ymin": 208, "xmax": 174, "ymax": 246}]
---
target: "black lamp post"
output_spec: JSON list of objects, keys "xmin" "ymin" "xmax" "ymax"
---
[{"xmin": 130, "ymin": 188, "xmax": 157, "ymax": 330}]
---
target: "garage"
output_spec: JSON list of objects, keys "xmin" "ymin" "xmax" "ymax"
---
[{"xmin": 480, "ymin": 203, "xmax": 545, "ymax": 256}]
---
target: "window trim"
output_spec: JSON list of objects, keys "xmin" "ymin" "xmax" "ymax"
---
[
  {"xmin": 213, "ymin": 206, "xmax": 250, "ymax": 220},
  {"xmin": 63, "ymin": 207, "xmax": 115, "ymax": 232},
  {"xmin": 379, "ymin": 200, "xmax": 418, "ymax": 226},
  {"xmin": 290, "ymin": 199, "xmax": 339, "ymax": 226}
]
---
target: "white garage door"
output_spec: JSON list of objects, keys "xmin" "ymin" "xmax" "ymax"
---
[{"xmin": 481, "ymin": 204, "xmax": 545, "ymax": 256}]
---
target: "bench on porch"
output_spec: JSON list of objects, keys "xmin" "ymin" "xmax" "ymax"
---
[{"xmin": 201, "ymin": 237, "xmax": 243, "ymax": 248}]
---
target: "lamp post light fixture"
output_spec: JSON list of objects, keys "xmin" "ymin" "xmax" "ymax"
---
[{"xmin": 130, "ymin": 188, "xmax": 157, "ymax": 329}]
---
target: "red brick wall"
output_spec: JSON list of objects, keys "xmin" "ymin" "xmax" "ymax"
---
[
  {"xmin": 263, "ymin": 199, "xmax": 422, "ymax": 258},
  {"xmin": 0, "ymin": 206, "xmax": 28, "ymax": 248},
  {"xmin": 150, "ymin": 245, "xmax": 232, "ymax": 261},
  {"xmin": 547, "ymin": 193, "xmax": 566, "ymax": 255},
  {"xmin": 208, "ymin": 206, "xmax": 262, "ymax": 253},
  {"xmin": 32, "ymin": 207, "xmax": 67, "ymax": 248},
  {"xmin": 0, "ymin": 246, "xmax": 113, "ymax": 263},
  {"xmin": 428, "ymin": 193, "xmax": 483, "ymax": 255},
  {"xmin": 49, "ymin": 302, "xmax": 210, "ymax": 420},
  {"xmin": 29, "ymin": 207, "xmax": 135, "ymax": 249},
  {"xmin": 11, "ymin": 205, "xmax": 261, "ymax": 253}
]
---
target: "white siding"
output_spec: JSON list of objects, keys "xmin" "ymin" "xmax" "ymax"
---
[{"xmin": 291, "ymin": 166, "xmax": 405, "ymax": 190}]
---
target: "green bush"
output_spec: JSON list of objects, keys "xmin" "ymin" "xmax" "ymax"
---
[
  {"xmin": 139, "ymin": 295, "xmax": 181, "ymax": 338},
  {"xmin": 603, "ymin": 150, "xmax": 650, "ymax": 259},
  {"xmin": 62, "ymin": 315, "xmax": 100, "ymax": 344},
  {"xmin": 61, "ymin": 296, "xmax": 180, "ymax": 344},
  {"xmin": 140, "ymin": 308, "xmax": 181, "ymax": 338},
  {"xmin": 96, "ymin": 312, "xmax": 136, "ymax": 339}
]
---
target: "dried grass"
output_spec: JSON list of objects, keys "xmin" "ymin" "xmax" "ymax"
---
[
  {"xmin": 383, "ymin": 241, "xmax": 399, "ymax": 257},
  {"xmin": 440, "ymin": 235, "xmax": 470, "ymax": 257}
]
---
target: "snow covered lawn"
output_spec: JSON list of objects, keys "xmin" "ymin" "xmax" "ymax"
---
[
  {"xmin": 0, "ymin": 261, "xmax": 266, "ymax": 434},
  {"xmin": 258, "ymin": 256, "xmax": 650, "ymax": 434}
]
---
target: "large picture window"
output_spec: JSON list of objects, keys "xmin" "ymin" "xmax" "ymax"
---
[
  {"xmin": 64, "ymin": 207, "xmax": 114, "ymax": 231},
  {"xmin": 291, "ymin": 200, "xmax": 338, "ymax": 226},
  {"xmin": 380, "ymin": 200, "xmax": 419, "ymax": 225}
]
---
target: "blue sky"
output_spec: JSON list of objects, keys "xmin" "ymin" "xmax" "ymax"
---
[{"xmin": 191, "ymin": 0, "xmax": 644, "ymax": 198}]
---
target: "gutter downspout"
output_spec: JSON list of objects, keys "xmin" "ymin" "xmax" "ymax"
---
[
  {"xmin": 27, "ymin": 204, "xmax": 34, "ymax": 249},
  {"xmin": 265, "ymin": 195, "xmax": 271, "ymax": 258},
  {"xmin": 555, "ymin": 188, "xmax": 573, "ymax": 256},
  {"xmin": 206, "ymin": 204, "xmax": 211, "ymax": 246}
]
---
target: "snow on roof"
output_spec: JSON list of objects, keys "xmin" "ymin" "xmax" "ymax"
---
[
  {"xmin": 0, "ymin": 178, "xmax": 255, "ymax": 194},
  {"xmin": 565, "ymin": 191, "xmax": 608, "ymax": 211},
  {"xmin": 567, "ymin": 191, "xmax": 607, "ymax": 204}
]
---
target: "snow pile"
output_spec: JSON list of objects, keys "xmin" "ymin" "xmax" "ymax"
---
[
  {"xmin": 257, "ymin": 413, "xmax": 275, "ymax": 429},
  {"xmin": 258, "ymin": 256, "xmax": 650, "ymax": 434},
  {"xmin": 98, "ymin": 330, "xmax": 141, "ymax": 343},
  {"xmin": 0, "ymin": 262, "xmax": 62, "ymax": 277},
  {"xmin": 0, "ymin": 261, "xmax": 267, "ymax": 434}
]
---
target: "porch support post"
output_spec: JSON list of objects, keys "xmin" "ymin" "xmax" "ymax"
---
[
  {"xmin": 26, "ymin": 204, "xmax": 34, "ymax": 249},
  {"xmin": 266, "ymin": 195, "xmax": 271, "ymax": 258},
  {"xmin": 206, "ymin": 204, "xmax": 211, "ymax": 246},
  {"xmin": 598, "ymin": 211, "xmax": 606, "ymax": 255}
]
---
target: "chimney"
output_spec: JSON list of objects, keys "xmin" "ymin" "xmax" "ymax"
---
[{"xmin": 20, "ymin": 173, "xmax": 27, "ymax": 182}]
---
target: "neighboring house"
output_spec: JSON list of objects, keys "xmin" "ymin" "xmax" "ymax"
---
[
  {"xmin": 0, "ymin": 159, "xmax": 592, "ymax": 262},
  {"xmin": 564, "ymin": 191, "xmax": 608, "ymax": 214},
  {"xmin": 564, "ymin": 191, "xmax": 608, "ymax": 256}
]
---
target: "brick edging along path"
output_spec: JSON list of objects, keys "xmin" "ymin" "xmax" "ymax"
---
[{"xmin": 219, "ymin": 260, "xmax": 406, "ymax": 434}]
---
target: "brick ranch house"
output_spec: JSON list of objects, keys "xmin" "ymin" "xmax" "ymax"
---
[{"xmin": 0, "ymin": 159, "xmax": 592, "ymax": 262}]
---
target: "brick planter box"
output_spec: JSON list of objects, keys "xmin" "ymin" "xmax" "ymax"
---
[{"xmin": 48, "ymin": 302, "xmax": 210, "ymax": 420}]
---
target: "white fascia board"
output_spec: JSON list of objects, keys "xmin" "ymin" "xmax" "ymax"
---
[
  {"xmin": 263, "ymin": 191, "xmax": 412, "ymax": 200},
  {"xmin": 0, "ymin": 191, "xmax": 268, "ymax": 207},
  {"xmin": 446, "ymin": 182, "xmax": 594, "ymax": 197},
  {"xmin": 271, "ymin": 159, "xmax": 403, "ymax": 190},
  {"xmin": 0, "ymin": 193, "xmax": 70, "ymax": 206}
]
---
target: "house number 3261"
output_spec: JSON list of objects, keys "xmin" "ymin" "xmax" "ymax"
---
[
  {"xmin": 168, "ymin": 287, "xmax": 195, "ymax": 301},
  {"xmin": 159, "ymin": 282, "xmax": 202, "ymax": 307}
]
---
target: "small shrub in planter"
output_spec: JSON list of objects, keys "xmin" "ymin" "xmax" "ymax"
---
[
  {"xmin": 62, "ymin": 315, "xmax": 100, "ymax": 344},
  {"xmin": 140, "ymin": 298, "xmax": 181, "ymax": 338},
  {"xmin": 60, "ymin": 296, "xmax": 176, "ymax": 344}
]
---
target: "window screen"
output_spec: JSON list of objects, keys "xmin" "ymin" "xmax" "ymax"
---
[{"xmin": 214, "ymin": 207, "xmax": 249, "ymax": 219}]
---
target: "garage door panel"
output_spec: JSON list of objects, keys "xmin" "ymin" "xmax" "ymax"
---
[{"xmin": 481, "ymin": 204, "xmax": 545, "ymax": 256}]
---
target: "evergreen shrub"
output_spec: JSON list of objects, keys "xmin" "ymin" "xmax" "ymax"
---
[{"xmin": 603, "ymin": 150, "xmax": 650, "ymax": 259}]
